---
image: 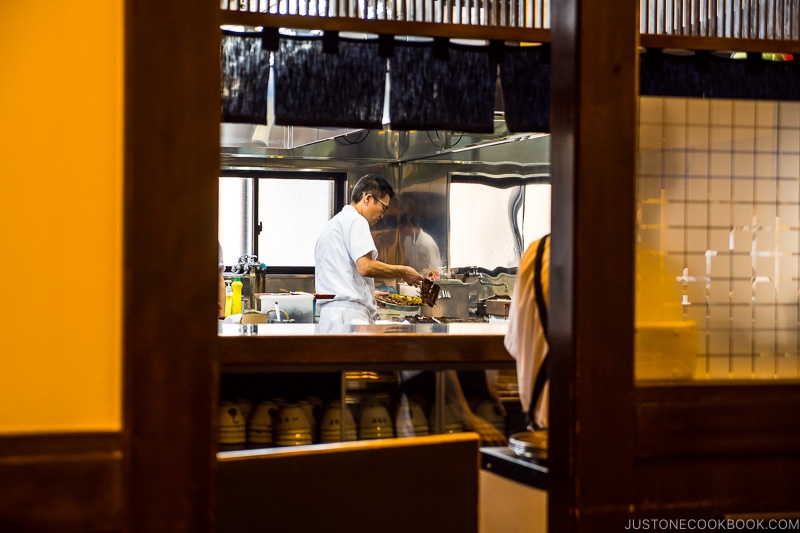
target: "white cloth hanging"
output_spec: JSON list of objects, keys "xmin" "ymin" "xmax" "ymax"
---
[{"xmin": 504, "ymin": 235, "xmax": 550, "ymax": 429}]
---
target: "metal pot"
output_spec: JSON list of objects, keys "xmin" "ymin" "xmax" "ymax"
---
[
  {"xmin": 421, "ymin": 282, "xmax": 470, "ymax": 319},
  {"xmin": 484, "ymin": 297, "xmax": 512, "ymax": 317}
]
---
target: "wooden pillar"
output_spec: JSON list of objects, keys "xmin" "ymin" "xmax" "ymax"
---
[
  {"xmin": 124, "ymin": 0, "xmax": 221, "ymax": 530},
  {"xmin": 548, "ymin": 1, "xmax": 639, "ymax": 531}
]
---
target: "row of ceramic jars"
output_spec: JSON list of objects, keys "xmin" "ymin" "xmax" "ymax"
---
[
  {"xmin": 218, "ymin": 398, "xmax": 361, "ymax": 448},
  {"xmin": 218, "ymin": 396, "xmax": 505, "ymax": 449}
]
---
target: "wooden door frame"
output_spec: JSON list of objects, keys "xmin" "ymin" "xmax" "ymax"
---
[
  {"xmin": 548, "ymin": 0, "xmax": 639, "ymax": 529},
  {"xmin": 123, "ymin": 0, "xmax": 221, "ymax": 530}
]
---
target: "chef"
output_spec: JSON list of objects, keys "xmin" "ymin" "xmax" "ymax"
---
[{"xmin": 314, "ymin": 174, "xmax": 424, "ymax": 326}]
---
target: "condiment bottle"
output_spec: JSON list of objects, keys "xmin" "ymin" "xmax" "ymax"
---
[
  {"xmin": 231, "ymin": 277, "xmax": 243, "ymax": 315},
  {"xmin": 224, "ymin": 280, "xmax": 233, "ymax": 316}
]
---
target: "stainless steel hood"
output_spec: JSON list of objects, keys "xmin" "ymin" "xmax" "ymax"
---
[{"xmin": 221, "ymin": 114, "xmax": 550, "ymax": 176}]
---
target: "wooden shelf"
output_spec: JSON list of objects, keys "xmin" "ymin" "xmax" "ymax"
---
[
  {"xmin": 220, "ymin": 10, "xmax": 800, "ymax": 54},
  {"xmin": 640, "ymin": 33, "xmax": 800, "ymax": 54},
  {"xmin": 220, "ymin": 11, "xmax": 551, "ymax": 43}
]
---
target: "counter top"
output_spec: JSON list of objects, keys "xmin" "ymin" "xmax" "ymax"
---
[
  {"xmin": 218, "ymin": 322, "xmax": 515, "ymax": 371},
  {"xmin": 481, "ymin": 446, "xmax": 548, "ymax": 490},
  {"xmin": 219, "ymin": 322, "xmax": 509, "ymax": 336}
]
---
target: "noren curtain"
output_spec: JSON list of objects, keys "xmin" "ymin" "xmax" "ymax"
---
[
  {"xmin": 221, "ymin": 32, "xmax": 270, "ymax": 124},
  {"xmin": 273, "ymin": 35, "xmax": 386, "ymax": 129}
]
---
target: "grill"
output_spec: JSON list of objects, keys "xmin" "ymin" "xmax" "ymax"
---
[{"xmin": 394, "ymin": 314, "xmax": 489, "ymax": 323}]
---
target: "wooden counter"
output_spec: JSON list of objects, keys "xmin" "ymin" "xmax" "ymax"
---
[{"xmin": 218, "ymin": 322, "xmax": 515, "ymax": 372}]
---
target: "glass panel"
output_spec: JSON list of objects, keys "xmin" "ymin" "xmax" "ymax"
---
[
  {"xmin": 637, "ymin": 96, "xmax": 800, "ymax": 381},
  {"xmin": 256, "ymin": 178, "xmax": 335, "ymax": 267}
]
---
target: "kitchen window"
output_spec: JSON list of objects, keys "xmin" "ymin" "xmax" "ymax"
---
[
  {"xmin": 219, "ymin": 171, "xmax": 347, "ymax": 272},
  {"xmin": 449, "ymin": 176, "xmax": 551, "ymax": 270}
]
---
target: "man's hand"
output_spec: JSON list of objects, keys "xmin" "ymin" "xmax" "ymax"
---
[
  {"xmin": 402, "ymin": 266, "xmax": 424, "ymax": 288},
  {"xmin": 356, "ymin": 256, "xmax": 424, "ymax": 288}
]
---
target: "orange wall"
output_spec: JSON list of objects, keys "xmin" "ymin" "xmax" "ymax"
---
[{"xmin": 0, "ymin": 3, "xmax": 123, "ymax": 432}]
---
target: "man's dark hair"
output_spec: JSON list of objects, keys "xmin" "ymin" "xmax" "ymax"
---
[{"xmin": 350, "ymin": 173, "xmax": 395, "ymax": 204}]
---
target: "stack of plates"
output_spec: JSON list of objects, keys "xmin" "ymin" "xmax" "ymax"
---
[
  {"xmin": 344, "ymin": 371, "xmax": 398, "ymax": 391},
  {"xmin": 494, "ymin": 369, "xmax": 520, "ymax": 402},
  {"xmin": 509, "ymin": 430, "xmax": 548, "ymax": 460}
]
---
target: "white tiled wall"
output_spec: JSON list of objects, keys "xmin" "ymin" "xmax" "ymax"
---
[{"xmin": 638, "ymin": 97, "xmax": 800, "ymax": 379}]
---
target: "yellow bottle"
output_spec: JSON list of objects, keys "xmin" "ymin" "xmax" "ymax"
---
[
  {"xmin": 231, "ymin": 277, "xmax": 243, "ymax": 315},
  {"xmin": 224, "ymin": 280, "xmax": 233, "ymax": 317}
]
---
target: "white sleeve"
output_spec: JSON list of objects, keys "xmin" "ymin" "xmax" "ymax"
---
[{"xmin": 345, "ymin": 214, "xmax": 377, "ymax": 262}]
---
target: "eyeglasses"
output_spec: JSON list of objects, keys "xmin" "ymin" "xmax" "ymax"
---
[{"xmin": 372, "ymin": 195, "xmax": 389, "ymax": 214}]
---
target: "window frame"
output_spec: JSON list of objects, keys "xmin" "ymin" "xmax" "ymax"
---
[{"xmin": 220, "ymin": 169, "xmax": 348, "ymax": 274}]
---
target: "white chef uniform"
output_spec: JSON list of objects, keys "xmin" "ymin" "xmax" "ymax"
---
[{"xmin": 314, "ymin": 205, "xmax": 380, "ymax": 324}]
